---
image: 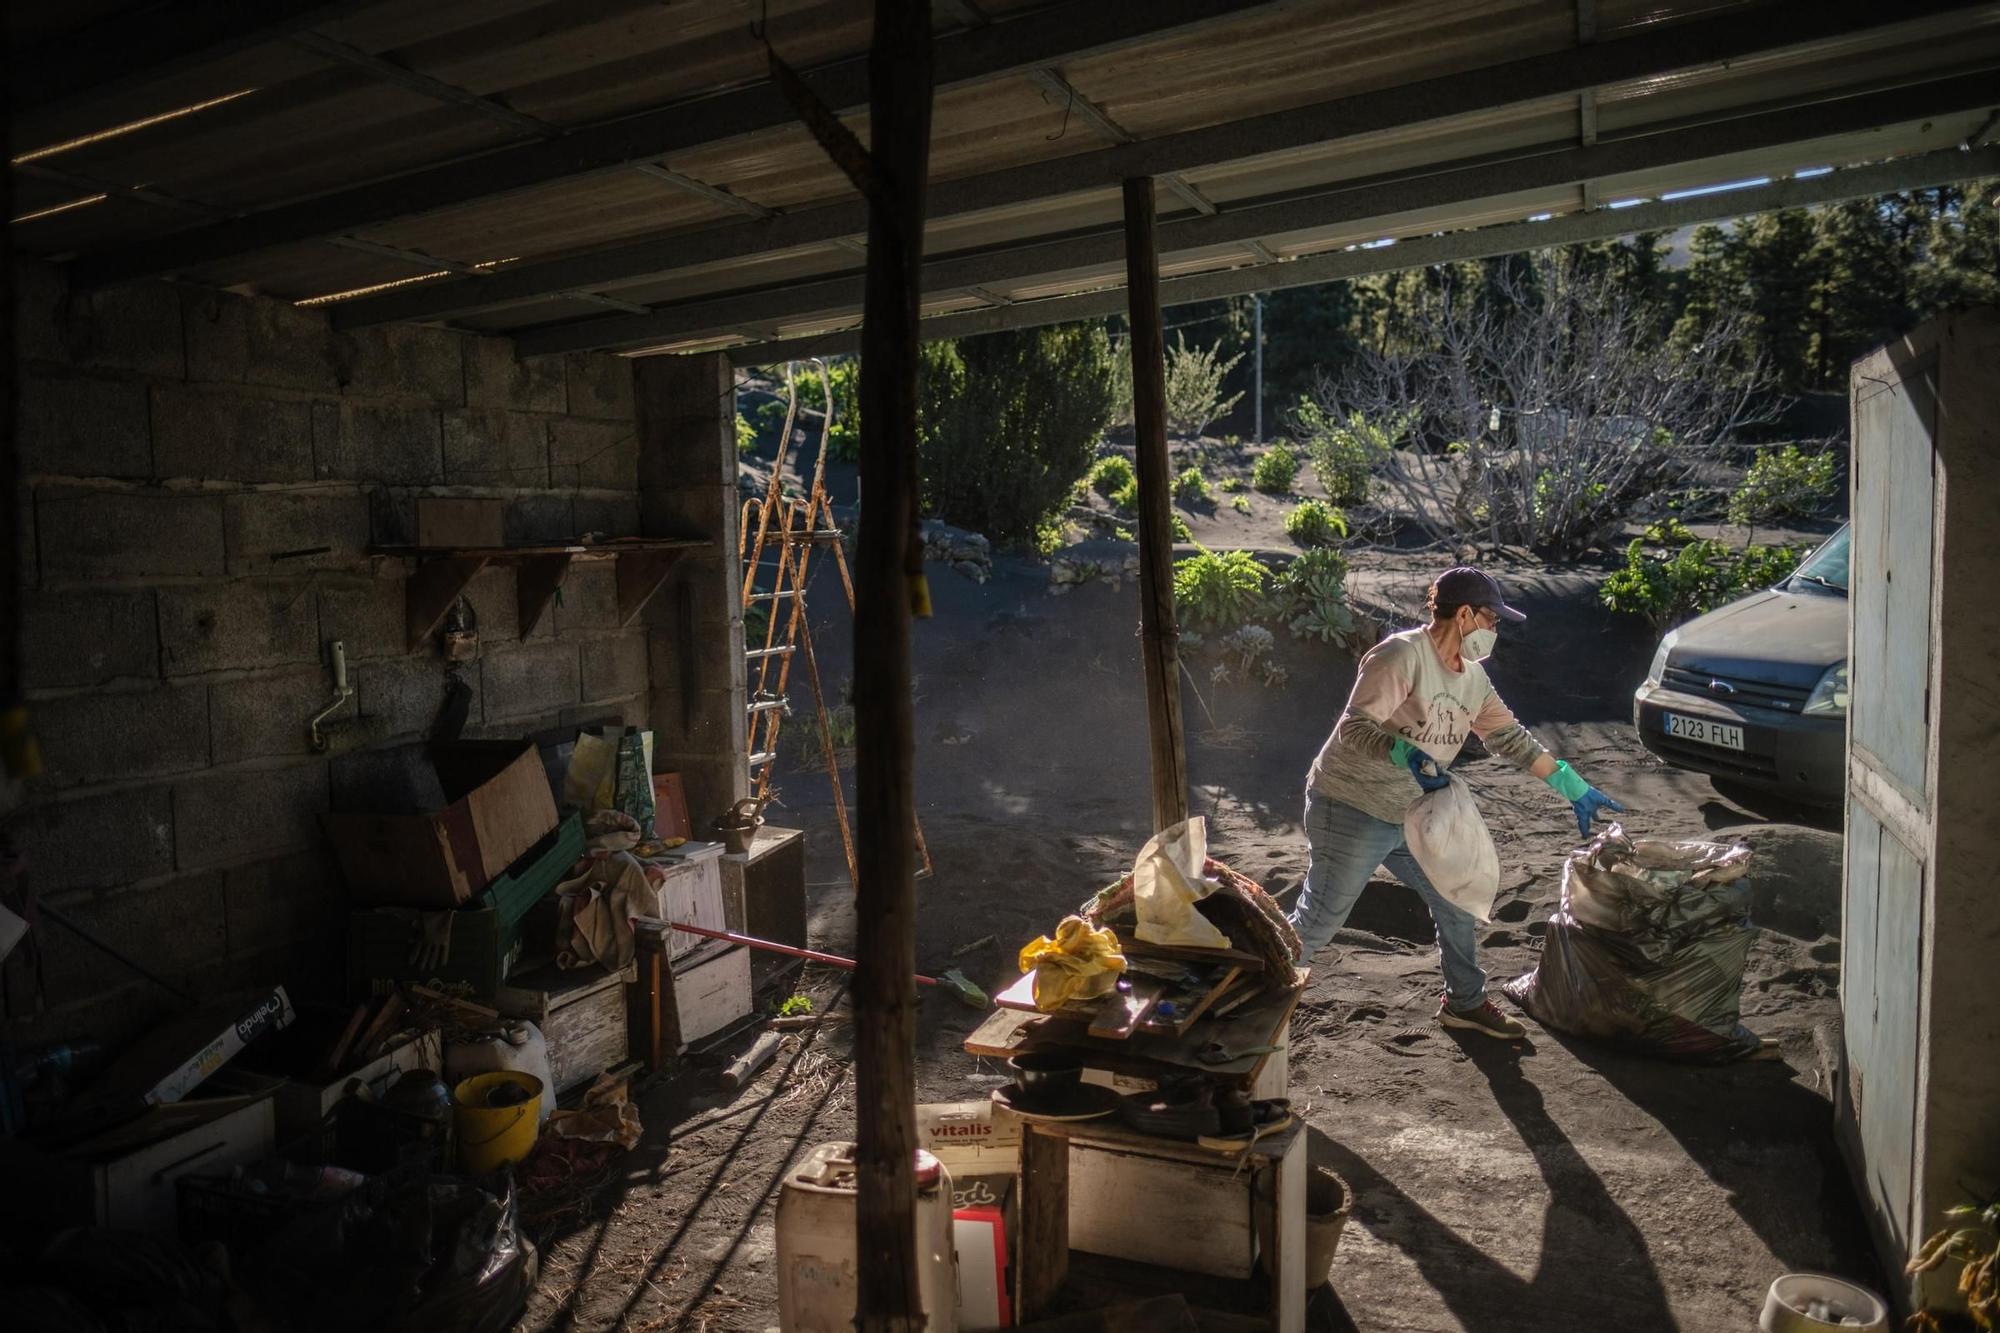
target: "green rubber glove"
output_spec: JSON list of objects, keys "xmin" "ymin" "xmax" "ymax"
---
[{"xmin": 1546, "ymin": 760, "xmax": 1624, "ymax": 836}]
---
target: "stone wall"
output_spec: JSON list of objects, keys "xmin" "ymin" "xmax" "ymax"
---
[{"xmin": 3, "ymin": 261, "xmax": 662, "ymax": 1043}]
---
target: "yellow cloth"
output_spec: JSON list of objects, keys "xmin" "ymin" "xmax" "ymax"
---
[{"xmin": 1018, "ymin": 916, "xmax": 1126, "ymax": 1011}]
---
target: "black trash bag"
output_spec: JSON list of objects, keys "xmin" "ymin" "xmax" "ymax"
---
[
  {"xmin": 238, "ymin": 1174, "xmax": 533, "ymax": 1333},
  {"xmin": 1504, "ymin": 826, "xmax": 1761, "ymax": 1062},
  {"xmin": 4, "ymin": 1227, "xmax": 238, "ymax": 1332}
]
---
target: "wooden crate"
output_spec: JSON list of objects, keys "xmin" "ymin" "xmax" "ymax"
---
[
  {"xmin": 495, "ymin": 962, "xmax": 633, "ymax": 1094},
  {"xmin": 723, "ymin": 826, "xmax": 805, "ymax": 988},
  {"xmin": 667, "ymin": 940, "xmax": 752, "ymax": 1051}
]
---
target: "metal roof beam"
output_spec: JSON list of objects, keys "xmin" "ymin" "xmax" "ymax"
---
[
  {"xmin": 326, "ymin": 0, "xmax": 1994, "ymax": 329},
  {"xmin": 726, "ymin": 144, "xmax": 2000, "ymax": 363},
  {"xmin": 68, "ymin": 0, "xmax": 1291, "ymax": 288},
  {"xmin": 10, "ymin": 1, "xmax": 360, "ymax": 113},
  {"xmin": 516, "ymin": 69, "xmax": 2000, "ymax": 354}
]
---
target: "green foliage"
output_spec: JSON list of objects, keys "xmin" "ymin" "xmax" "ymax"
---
[
  {"xmin": 1251, "ymin": 442, "xmax": 1298, "ymax": 495},
  {"xmin": 1109, "ymin": 476, "xmax": 1139, "ymax": 512},
  {"xmin": 1034, "ymin": 516, "xmax": 1073, "ymax": 555},
  {"xmin": 1283, "ymin": 498, "xmax": 1348, "ymax": 547},
  {"xmin": 1174, "ymin": 466, "xmax": 1211, "ymax": 505},
  {"xmin": 1087, "ymin": 454, "xmax": 1135, "ymax": 497},
  {"xmin": 790, "ymin": 360, "xmax": 863, "ymax": 462},
  {"xmin": 1272, "ymin": 548, "xmax": 1354, "ymax": 644},
  {"xmin": 1172, "ymin": 512, "xmax": 1193, "ymax": 542},
  {"xmin": 1294, "ymin": 400, "xmax": 1393, "ymax": 506},
  {"xmin": 1230, "ymin": 495, "xmax": 1252, "ymax": 515},
  {"xmin": 1727, "ymin": 445, "xmax": 1840, "ymax": 526},
  {"xmin": 1220, "ymin": 477, "xmax": 1245, "ymax": 493},
  {"xmin": 1172, "ymin": 547, "xmax": 1269, "ymax": 631},
  {"xmin": 920, "ymin": 323, "xmax": 1115, "ymax": 548},
  {"xmin": 776, "ymin": 994, "xmax": 813, "ymax": 1018},
  {"xmin": 1672, "ymin": 183, "xmax": 2000, "ymax": 393},
  {"xmin": 1600, "ymin": 538, "xmax": 1800, "ymax": 633},
  {"xmin": 1642, "ymin": 516, "xmax": 1697, "ymax": 546},
  {"xmin": 735, "ymin": 411, "xmax": 757, "ymax": 454},
  {"xmin": 1164, "ymin": 334, "xmax": 1246, "ymax": 438}
]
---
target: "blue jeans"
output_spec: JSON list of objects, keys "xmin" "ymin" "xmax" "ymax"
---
[{"xmin": 1287, "ymin": 789, "xmax": 1488, "ymax": 1010}]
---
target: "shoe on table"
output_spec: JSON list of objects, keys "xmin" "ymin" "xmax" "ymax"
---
[{"xmin": 1436, "ymin": 996, "xmax": 1527, "ymax": 1040}]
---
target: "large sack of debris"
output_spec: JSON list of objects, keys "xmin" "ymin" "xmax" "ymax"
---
[{"xmin": 1504, "ymin": 826, "xmax": 1760, "ymax": 1062}]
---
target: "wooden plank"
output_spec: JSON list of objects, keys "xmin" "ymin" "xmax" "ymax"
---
[
  {"xmin": 1018, "ymin": 1123, "xmax": 1072, "ymax": 1324},
  {"xmin": 968, "ymin": 978, "xmax": 1306, "ymax": 1082},
  {"xmin": 1140, "ymin": 966, "xmax": 1241, "ymax": 1038},
  {"xmin": 1089, "ymin": 977, "xmax": 1165, "ymax": 1040},
  {"xmin": 1267, "ymin": 1125, "xmax": 1308, "ymax": 1333},
  {"xmin": 1124, "ymin": 939, "xmax": 1264, "ymax": 971},
  {"xmin": 516, "ymin": 553, "xmax": 570, "ymax": 640},
  {"xmin": 405, "ymin": 555, "xmax": 489, "ymax": 653}
]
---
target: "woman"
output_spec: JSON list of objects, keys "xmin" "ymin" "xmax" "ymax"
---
[{"xmin": 1289, "ymin": 566, "xmax": 1621, "ymax": 1039}]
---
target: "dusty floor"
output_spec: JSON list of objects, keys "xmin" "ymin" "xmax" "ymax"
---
[{"xmin": 517, "ymin": 445, "xmax": 1865, "ymax": 1333}]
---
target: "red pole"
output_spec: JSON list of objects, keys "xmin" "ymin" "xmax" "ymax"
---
[{"xmin": 665, "ymin": 921, "xmax": 941, "ymax": 986}]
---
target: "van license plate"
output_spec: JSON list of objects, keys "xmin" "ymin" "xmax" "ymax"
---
[{"xmin": 1664, "ymin": 713, "xmax": 1743, "ymax": 751}]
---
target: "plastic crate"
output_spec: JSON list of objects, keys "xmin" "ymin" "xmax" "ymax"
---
[{"xmin": 481, "ymin": 812, "xmax": 583, "ymax": 933}]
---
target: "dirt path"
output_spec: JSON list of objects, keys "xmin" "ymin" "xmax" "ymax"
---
[{"xmin": 519, "ymin": 504, "xmax": 1864, "ymax": 1332}]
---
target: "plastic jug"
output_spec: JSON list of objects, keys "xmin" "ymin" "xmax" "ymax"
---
[
  {"xmin": 776, "ymin": 1141, "xmax": 959, "ymax": 1332},
  {"xmin": 445, "ymin": 1021, "xmax": 554, "ymax": 1126}
]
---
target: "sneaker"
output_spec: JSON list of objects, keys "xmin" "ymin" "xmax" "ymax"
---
[{"xmin": 1437, "ymin": 997, "xmax": 1527, "ymax": 1040}]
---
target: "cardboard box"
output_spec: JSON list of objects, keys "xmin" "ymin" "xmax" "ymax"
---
[
  {"xmin": 325, "ymin": 740, "xmax": 559, "ymax": 908},
  {"xmin": 919, "ymin": 1100, "xmax": 1020, "ymax": 1328}
]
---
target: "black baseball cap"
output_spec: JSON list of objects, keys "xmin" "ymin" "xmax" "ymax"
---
[{"xmin": 1433, "ymin": 566, "xmax": 1526, "ymax": 622}]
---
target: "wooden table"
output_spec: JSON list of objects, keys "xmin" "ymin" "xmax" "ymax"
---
[{"xmin": 1015, "ymin": 1113, "xmax": 1307, "ymax": 1333}]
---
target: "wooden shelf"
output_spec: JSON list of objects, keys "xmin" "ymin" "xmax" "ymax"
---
[{"xmin": 370, "ymin": 538, "xmax": 709, "ymax": 653}]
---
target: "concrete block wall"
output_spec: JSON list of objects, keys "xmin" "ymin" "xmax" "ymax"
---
[{"xmin": 2, "ymin": 261, "xmax": 667, "ymax": 1044}]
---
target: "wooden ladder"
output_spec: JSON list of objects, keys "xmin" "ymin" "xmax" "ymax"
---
[{"xmin": 737, "ymin": 364, "xmax": 930, "ymax": 891}]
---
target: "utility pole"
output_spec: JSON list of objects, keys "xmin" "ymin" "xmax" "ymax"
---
[{"xmin": 1252, "ymin": 292, "xmax": 1265, "ymax": 444}]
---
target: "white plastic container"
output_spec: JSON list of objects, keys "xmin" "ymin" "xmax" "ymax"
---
[
  {"xmin": 776, "ymin": 1141, "xmax": 959, "ymax": 1333},
  {"xmin": 444, "ymin": 1021, "xmax": 554, "ymax": 1127},
  {"xmin": 1759, "ymin": 1272, "xmax": 1889, "ymax": 1332}
]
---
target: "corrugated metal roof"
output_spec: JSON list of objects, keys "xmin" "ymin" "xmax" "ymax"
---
[{"xmin": 11, "ymin": 0, "xmax": 1998, "ymax": 353}]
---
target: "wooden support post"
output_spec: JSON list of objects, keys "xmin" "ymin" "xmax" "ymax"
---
[
  {"xmin": 1122, "ymin": 176, "xmax": 1191, "ymax": 832},
  {"xmin": 852, "ymin": 2, "xmax": 933, "ymax": 1330}
]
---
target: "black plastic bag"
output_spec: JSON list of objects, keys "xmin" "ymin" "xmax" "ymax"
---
[{"xmin": 1504, "ymin": 826, "xmax": 1760, "ymax": 1062}]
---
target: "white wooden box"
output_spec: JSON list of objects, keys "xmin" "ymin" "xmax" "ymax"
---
[
  {"xmin": 651, "ymin": 841, "xmax": 726, "ymax": 962},
  {"xmin": 1068, "ymin": 1145, "xmax": 1255, "ymax": 1280},
  {"xmin": 668, "ymin": 939, "xmax": 752, "ymax": 1050},
  {"xmin": 0, "ymin": 1094, "xmax": 275, "ymax": 1238}
]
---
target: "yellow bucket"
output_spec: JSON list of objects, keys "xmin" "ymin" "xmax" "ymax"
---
[{"xmin": 451, "ymin": 1070, "xmax": 543, "ymax": 1173}]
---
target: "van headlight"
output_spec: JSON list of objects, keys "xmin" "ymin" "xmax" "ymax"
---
[
  {"xmin": 1645, "ymin": 630, "xmax": 1677, "ymax": 687},
  {"xmin": 1803, "ymin": 661, "xmax": 1848, "ymax": 717}
]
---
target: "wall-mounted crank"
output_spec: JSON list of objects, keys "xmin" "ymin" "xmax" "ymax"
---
[{"xmin": 308, "ymin": 640, "xmax": 355, "ymax": 753}]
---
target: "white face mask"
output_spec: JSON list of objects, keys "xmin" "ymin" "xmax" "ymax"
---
[{"xmin": 1461, "ymin": 622, "xmax": 1497, "ymax": 662}]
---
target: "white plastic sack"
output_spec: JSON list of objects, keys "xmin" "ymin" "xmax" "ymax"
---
[
  {"xmin": 1131, "ymin": 816, "xmax": 1231, "ymax": 949},
  {"xmin": 1403, "ymin": 774, "xmax": 1501, "ymax": 922}
]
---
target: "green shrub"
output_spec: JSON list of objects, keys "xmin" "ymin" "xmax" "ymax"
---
[
  {"xmin": 735, "ymin": 412, "xmax": 757, "ymax": 453},
  {"xmin": 1164, "ymin": 335, "xmax": 1246, "ymax": 438},
  {"xmin": 1272, "ymin": 548, "xmax": 1354, "ymax": 644},
  {"xmin": 1727, "ymin": 445, "xmax": 1839, "ymax": 526},
  {"xmin": 1220, "ymin": 477, "xmax": 1245, "ymax": 494},
  {"xmin": 1642, "ymin": 516, "xmax": 1696, "ymax": 546},
  {"xmin": 791, "ymin": 360, "xmax": 864, "ymax": 462},
  {"xmin": 1172, "ymin": 513, "xmax": 1193, "ymax": 542},
  {"xmin": 1174, "ymin": 466, "xmax": 1211, "ymax": 505},
  {"xmin": 1109, "ymin": 476, "xmax": 1139, "ymax": 512},
  {"xmin": 1284, "ymin": 498, "xmax": 1348, "ymax": 547},
  {"xmin": 921, "ymin": 323, "xmax": 1115, "ymax": 548},
  {"xmin": 1251, "ymin": 443, "xmax": 1298, "ymax": 495},
  {"xmin": 1230, "ymin": 495, "xmax": 1252, "ymax": 515},
  {"xmin": 1294, "ymin": 401, "xmax": 1394, "ymax": 506},
  {"xmin": 776, "ymin": 994, "xmax": 813, "ymax": 1018},
  {"xmin": 1088, "ymin": 455, "xmax": 1135, "ymax": 497},
  {"xmin": 1600, "ymin": 538, "xmax": 1800, "ymax": 633},
  {"xmin": 1172, "ymin": 547, "xmax": 1269, "ymax": 631}
]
